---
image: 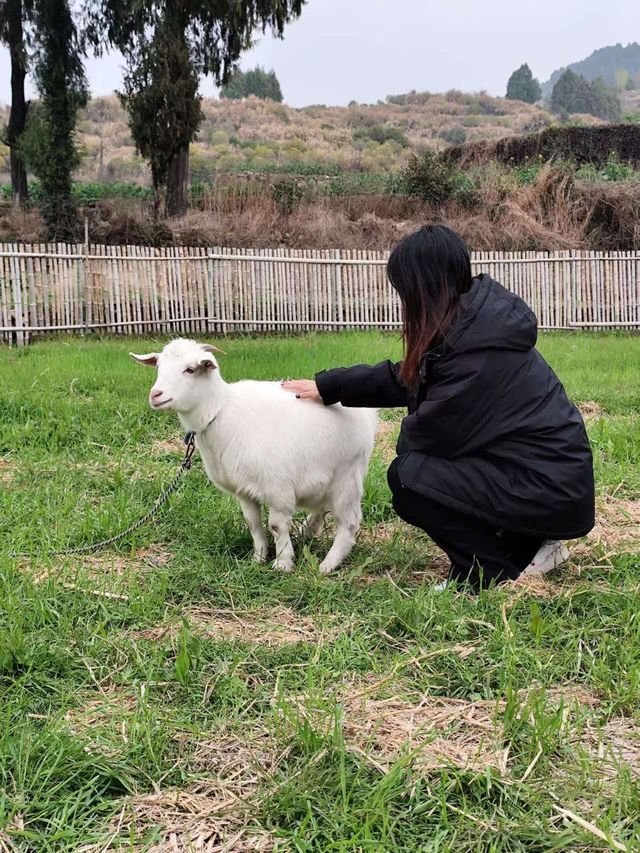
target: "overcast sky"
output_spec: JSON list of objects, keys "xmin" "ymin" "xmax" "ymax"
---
[{"xmin": 1, "ymin": 0, "xmax": 638, "ymax": 108}]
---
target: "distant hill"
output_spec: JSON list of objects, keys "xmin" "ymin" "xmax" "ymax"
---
[{"xmin": 543, "ymin": 43, "xmax": 640, "ymax": 96}]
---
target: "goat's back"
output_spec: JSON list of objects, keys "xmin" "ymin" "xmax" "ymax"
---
[{"xmin": 217, "ymin": 381, "xmax": 375, "ymax": 465}]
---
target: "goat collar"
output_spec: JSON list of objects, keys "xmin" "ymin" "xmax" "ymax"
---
[{"xmin": 183, "ymin": 414, "xmax": 217, "ymax": 446}]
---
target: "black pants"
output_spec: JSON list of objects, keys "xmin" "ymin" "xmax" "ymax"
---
[{"xmin": 387, "ymin": 459, "xmax": 543, "ymax": 591}]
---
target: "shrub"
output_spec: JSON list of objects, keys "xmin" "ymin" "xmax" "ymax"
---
[
  {"xmin": 271, "ymin": 178, "xmax": 306, "ymax": 213},
  {"xmin": 399, "ymin": 152, "xmax": 473, "ymax": 204},
  {"xmin": 352, "ymin": 125, "xmax": 410, "ymax": 148},
  {"xmin": 439, "ymin": 127, "xmax": 468, "ymax": 145}
]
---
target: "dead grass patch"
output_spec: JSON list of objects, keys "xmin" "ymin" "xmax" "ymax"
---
[
  {"xmin": 132, "ymin": 606, "xmax": 338, "ymax": 646},
  {"xmin": 0, "ymin": 814, "xmax": 25, "ymax": 853},
  {"xmin": 86, "ymin": 782, "xmax": 277, "ymax": 852},
  {"xmin": 0, "ymin": 457, "xmax": 15, "ymax": 485},
  {"xmin": 20, "ymin": 544, "xmax": 173, "ymax": 601},
  {"xmin": 25, "ymin": 543, "xmax": 172, "ymax": 579},
  {"xmin": 342, "ymin": 693, "xmax": 507, "ymax": 774},
  {"xmin": 504, "ymin": 573, "xmax": 565, "ymax": 599},
  {"xmin": 579, "ymin": 717, "xmax": 640, "ymax": 781},
  {"xmin": 374, "ymin": 418, "xmax": 400, "ymax": 464},
  {"xmin": 57, "ymin": 685, "xmax": 141, "ymax": 757},
  {"xmin": 574, "ymin": 496, "xmax": 640, "ymax": 557},
  {"xmin": 284, "ymin": 679, "xmax": 599, "ymax": 779},
  {"xmin": 578, "ymin": 400, "xmax": 605, "ymax": 421},
  {"xmin": 188, "ymin": 731, "xmax": 282, "ymax": 787},
  {"xmin": 79, "ymin": 730, "xmax": 282, "ymax": 851},
  {"xmin": 63, "ymin": 686, "xmax": 137, "ymax": 733},
  {"xmin": 151, "ymin": 437, "xmax": 184, "ymax": 455}
]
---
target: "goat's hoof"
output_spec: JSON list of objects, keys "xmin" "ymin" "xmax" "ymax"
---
[
  {"xmin": 253, "ymin": 550, "xmax": 268, "ymax": 564},
  {"xmin": 318, "ymin": 561, "xmax": 337, "ymax": 575},
  {"xmin": 273, "ymin": 559, "xmax": 294, "ymax": 573}
]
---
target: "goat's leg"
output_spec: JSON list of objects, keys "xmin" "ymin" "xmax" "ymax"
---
[
  {"xmin": 301, "ymin": 509, "xmax": 326, "ymax": 541},
  {"xmin": 268, "ymin": 507, "xmax": 295, "ymax": 572},
  {"xmin": 237, "ymin": 496, "xmax": 268, "ymax": 563},
  {"xmin": 319, "ymin": 485, "xmax": 363, "ymax": 574}
]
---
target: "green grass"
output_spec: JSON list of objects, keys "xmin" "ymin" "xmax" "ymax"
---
[{"xmin": 1, "ymin": 332, "xmax": 639, "ymax": 851}]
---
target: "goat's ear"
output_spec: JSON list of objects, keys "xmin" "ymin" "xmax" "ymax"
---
[
  {"xmin": 201, "ymin": 343, "xmax": 227, "ymax": 356},
  {"xmin": 198, "ymin": 354, "xmax": 217, "ymax": 371},
  {"xmin": 129, "ymin": 352, "xmax": 159, "ymax": 366}
]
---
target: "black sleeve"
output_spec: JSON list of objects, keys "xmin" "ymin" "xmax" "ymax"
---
[{"xmin": 315, "ymin": 360, "xmax": 408, "ymax": 408}]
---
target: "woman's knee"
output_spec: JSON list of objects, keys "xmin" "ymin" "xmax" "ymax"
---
[
  {"xmin": 387, "ymin": 457, "xmax": 422, "ymax": 525},
  {"xmin": 387, "ymin": 456, "xmax": 403, "ymax": 495}
]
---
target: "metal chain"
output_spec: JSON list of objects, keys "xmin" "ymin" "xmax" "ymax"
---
[{"xmin": 12, "ymin": 433, "xmax": 197, "ymax": 559}]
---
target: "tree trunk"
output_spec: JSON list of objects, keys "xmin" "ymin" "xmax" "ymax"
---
[
  {"xmin": 166, "ymin": 144, "xmax": 189, "ymax": 217},
  {"xmin": 7, "ymin": 0, "xmax": 29, "ymax": 207}
]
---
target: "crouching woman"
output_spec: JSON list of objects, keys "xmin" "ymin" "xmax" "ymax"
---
[{"xmin": 284, "ymin": 224, "xmax": 595, "ymax": 591}]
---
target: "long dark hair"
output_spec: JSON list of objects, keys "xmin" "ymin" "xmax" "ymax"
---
[{"xmin": 387, "ymin": 224, "xmax": 472, "ymax": 386}]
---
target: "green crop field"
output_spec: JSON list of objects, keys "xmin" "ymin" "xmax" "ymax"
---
[{"xmin": 1, "ymin": 332, "xmax": 639, "ymax": 851}]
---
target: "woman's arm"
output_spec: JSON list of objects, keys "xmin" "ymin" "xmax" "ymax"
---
[{"xmin": 283, "ymin": 360, "xmax": 408, "ymax": 408}]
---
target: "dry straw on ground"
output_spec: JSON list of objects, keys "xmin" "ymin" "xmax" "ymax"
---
[
  {"xmin": 284, "ymin": 680, "xmax": 601, "ymax": 779},
  {"xmin": 151, "ymin": 437, "xmax": 185, "ymax": 456},
  {"xmin": 0, "ymin": 457, "xmax": 14, "ymax": 485},
  {"xmin": 132, "ymin": 606, "xmax": 338, "ymax": 647},
  {"xmin": 578, "ymin": 401, "xmax": 605, "ymax": 421},
  {"xmin": 77, "ymin": 732, "xmax": 282, "ymax": 852},
  {"xmin": 342, "ymin": 693, "xmax": 508, "ymax": 775},
  {"xmin": 574, "ymin": 497, "xmax": 640, "ymax": 557},
  {"xmin": 20, "ymin": 545, "xmax": 173, "ymax": 602},
  {"xmin": 83, "ymin": 782, "xmax": 277, "ymax": 852},
  {"xmin": 579, "ymin": 718, "xmax": 640, "ymax": 781}
]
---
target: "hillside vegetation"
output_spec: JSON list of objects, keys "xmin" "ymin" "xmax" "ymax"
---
[{"xmin": 1, "ymin": 91, "xmax": 552, "ymax": 186}]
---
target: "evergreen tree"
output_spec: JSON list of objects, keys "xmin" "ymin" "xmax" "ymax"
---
[
  {"xmin": 0, "ymin": 0, "xmax": 32, "ymax": 206},
  {"xmin": 551, "ymin": 69, "xmax": 621, "ymax": 121},
  {"xmin": 506, "ymin": 63, "xmax": 542, "ymax": 103},
  {"xmin": 551, "ymin": 69, "xmax": 583, "ymax": 114},
  {"xmin": 221, "ymin": 66, "xmax": 283, "ymax": 101},
  {"xmin": 220, "ymin": 69, "xmax": 248, "ymax": 99},
  {"xmin": 266, "ymin": 69, "xmax": 283, "ymax": 102},
  {"xmin": 589, "ymin": 77, "xmax": 622, "ymax": 121},
  {"xmin": 88, "ymin": 1, "xmax": 303, "ymax": 216},
  {"xmin": 30, "ymin": 0, "xmax": 88, "ymax": 239},
  {"xmin": 119, "ymin": 19, "xmax": 202, "ymax": 218}
]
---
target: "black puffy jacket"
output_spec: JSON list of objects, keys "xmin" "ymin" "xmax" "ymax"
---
[{"xmin": 315, "ymin": 275, "xmax": 595, "ymax": 539}]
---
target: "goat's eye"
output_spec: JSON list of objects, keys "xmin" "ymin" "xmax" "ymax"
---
[{"xmin": 184, "ymin": 367, "xmax": 196, "ymax": 375}]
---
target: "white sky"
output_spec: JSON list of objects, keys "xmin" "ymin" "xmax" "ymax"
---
[{"xmin": 1, "ymin": 0, "xmax": 639, "ymax": 108}]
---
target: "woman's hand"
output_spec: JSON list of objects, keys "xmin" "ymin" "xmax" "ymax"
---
[{"xmin": 282, "ymin": 379, "xmax": 322, "ymax": 402}]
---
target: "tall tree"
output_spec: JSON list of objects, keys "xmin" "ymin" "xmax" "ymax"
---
[
  {"xmin": 119, "ymin": 19, "xmax": 202, "ymax": 218},
  {"xmin": 29, "ymin": 0, "xmax": 88, "ymax": 239},
  {"xmin": 0, "ymin": 0, "xmax": 32, "ymax": 206},
  {"xmin": 88, "ymin": 1, "xmax": 304, "ymax": 216},
  {"xmin": 551, "ymin": 69, "xmax": 621, "ymax": 121},
  {"xmin": 505, "ymin": 63, "xmax": 542, "ymax": 104},
  {"xmin": 221, "ymin": 66, "xmax": 283, "ymax": 101}
]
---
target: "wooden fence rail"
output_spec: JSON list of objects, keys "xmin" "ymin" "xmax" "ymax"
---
[{"xmin": 1, "ymin": 244, "xmax": 639, "ymax": 345}]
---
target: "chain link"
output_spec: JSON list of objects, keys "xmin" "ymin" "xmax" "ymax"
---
[{"xmin": 11, "ymin": 433, "xmax": 197, "ymax": 559}]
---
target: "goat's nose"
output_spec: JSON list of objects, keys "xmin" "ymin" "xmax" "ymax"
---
[{"xmin": 150, "ymin": 389, "xmax": 164, "ymax": 401}]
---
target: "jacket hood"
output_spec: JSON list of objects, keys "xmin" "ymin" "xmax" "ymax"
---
[{"xmin": 442, "ymin": 275, "xmax": 538, "ymax": 354}]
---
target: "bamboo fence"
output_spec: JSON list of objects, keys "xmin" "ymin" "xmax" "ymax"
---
[{"xmin": 1, "ymin": 244, "xmax": 639, "ymax": 345}]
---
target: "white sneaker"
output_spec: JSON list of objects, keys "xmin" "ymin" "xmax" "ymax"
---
[{"xmin": 524, "ymin": 540, "xmax": 570, "ymax": 575}]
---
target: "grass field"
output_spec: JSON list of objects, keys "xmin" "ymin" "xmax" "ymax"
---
[{"xmin": 1, "ymin": 332, "xmax": 639, "ymax": 851}]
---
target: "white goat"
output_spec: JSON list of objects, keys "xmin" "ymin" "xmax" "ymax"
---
[{"xmin": 131, "ymin": 339, "xmax": 377, "ymax": 573}]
